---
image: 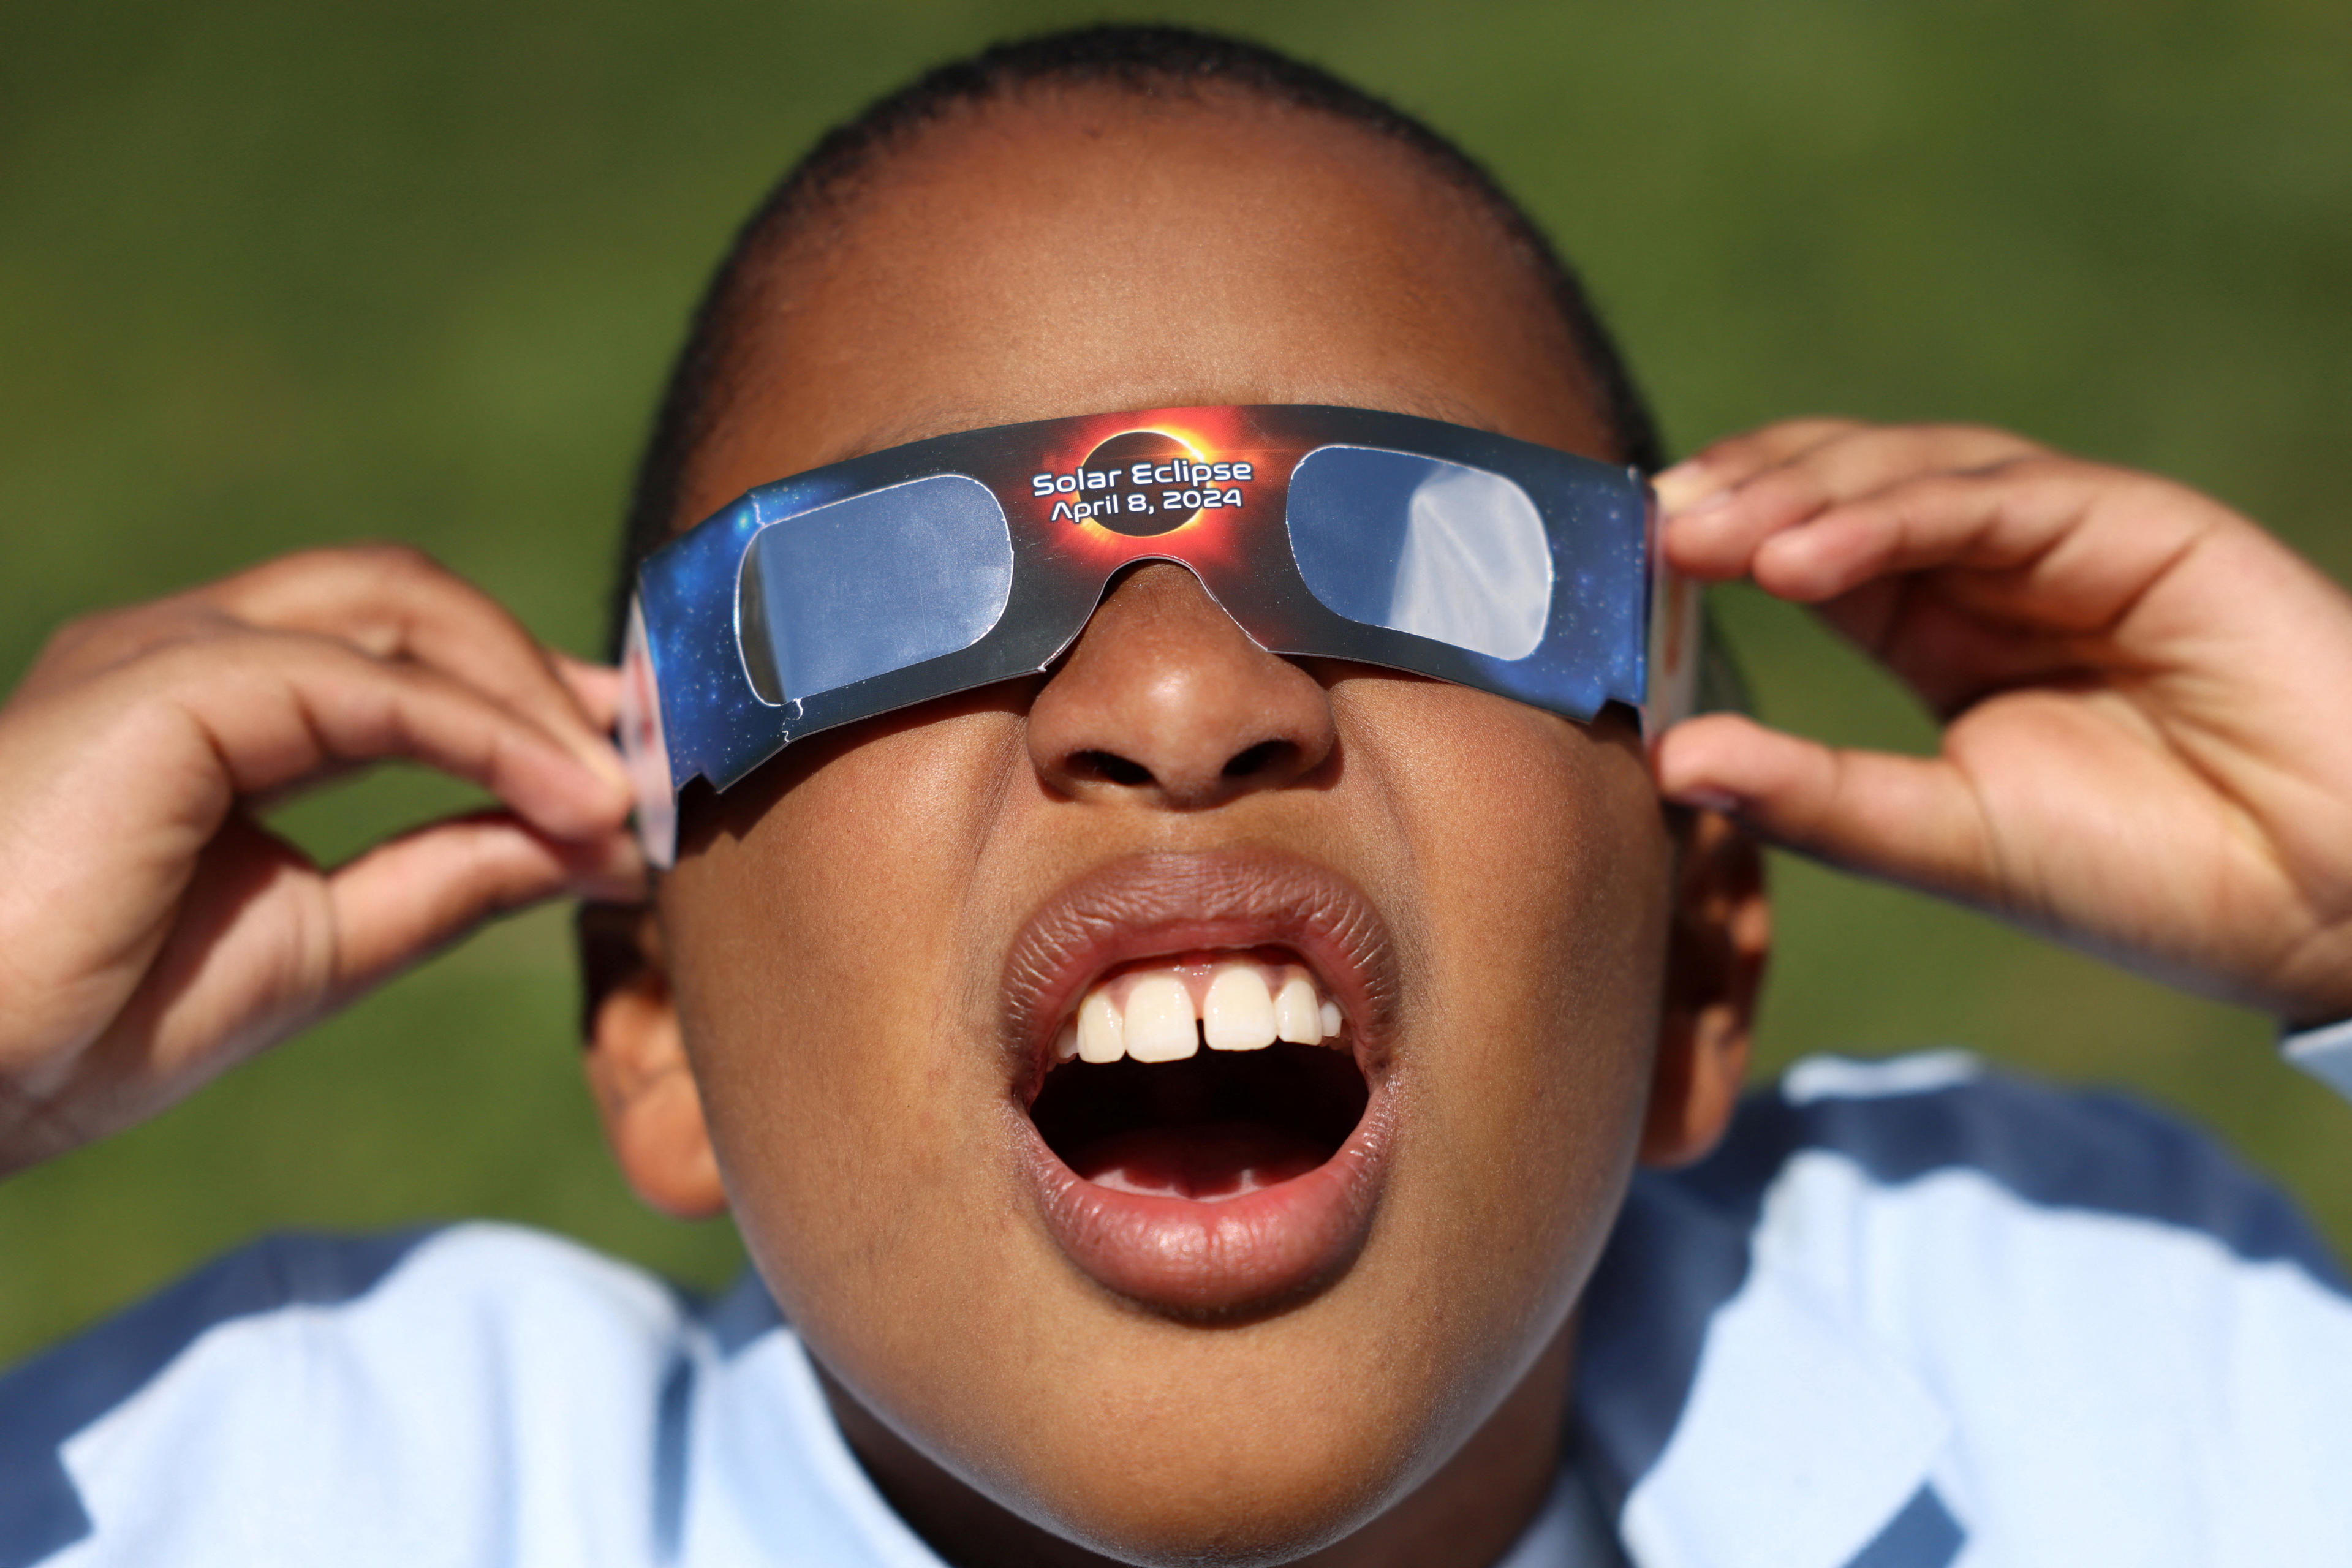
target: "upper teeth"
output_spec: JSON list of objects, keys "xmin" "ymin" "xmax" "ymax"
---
[{"xmin": 1053, "ymin": 957, "xmax": 1345, "ymax": 1065}]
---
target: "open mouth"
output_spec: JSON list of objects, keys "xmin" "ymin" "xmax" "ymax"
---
[
  {"xmin": 1001, "ymin": 851, "xmax": 1399, "ymax": 1316},
  {"xmin": 1029, "ymin": 950, "xmax": 1371, "ymax": 1200}
]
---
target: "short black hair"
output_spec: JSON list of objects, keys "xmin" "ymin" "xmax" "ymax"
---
[{"xmin": 606, "ymin": 22, "xmax": 1666, "ymax": 652}]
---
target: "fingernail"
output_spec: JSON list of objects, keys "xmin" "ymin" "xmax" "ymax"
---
[
  {"xmin": 569, "ymin": 738, "xmax": 633, "ymax": 805},
  {"xmin": 1651, "ymin": 463, "xmax": 1729, "ymax": 516},
  {"xmin": 1664, "ymin": 785, "xmax": 1743, "ymax": 816}
]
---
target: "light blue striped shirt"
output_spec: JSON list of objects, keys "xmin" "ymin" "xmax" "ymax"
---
[{"xmin": 5, "ymin": 1053, "xmax": 2347, "ymax": 1567}]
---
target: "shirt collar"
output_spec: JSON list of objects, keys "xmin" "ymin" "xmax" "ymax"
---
[{"xmin": 1573, "ymin": 1170, "xmax": 1953, "ymax": 1568}]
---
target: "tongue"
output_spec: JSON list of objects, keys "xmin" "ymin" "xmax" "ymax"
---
[{"xmin": 1070, "ymin": 1122, "xmax": 1331, "ymax": 1200}]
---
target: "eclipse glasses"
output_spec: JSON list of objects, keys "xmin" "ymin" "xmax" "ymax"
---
[{"xmin": 619, "ymin": 404, "xmax": 1703, "ymax": 866}]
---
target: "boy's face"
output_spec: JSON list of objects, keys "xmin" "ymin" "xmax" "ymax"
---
[{"xmin": 600, "ymin": 89, "xmax": 1758, "ymax": 1566}]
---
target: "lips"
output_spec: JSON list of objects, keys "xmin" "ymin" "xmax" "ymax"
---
[{"xmin": 1000, "ymin": 850, "xmax": 1399, "ymax": 1315}]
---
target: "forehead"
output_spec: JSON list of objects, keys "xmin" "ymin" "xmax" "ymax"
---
[{"xmin": 683, "ymin": 88, "xmax": 1613, "ymax": 521}]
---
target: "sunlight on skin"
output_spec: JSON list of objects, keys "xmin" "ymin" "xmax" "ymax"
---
[{"xmin": 595, "ymin": 89, "xmax": 1762, "ymax": 1568}]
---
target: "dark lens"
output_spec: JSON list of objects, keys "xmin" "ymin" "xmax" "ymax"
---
[
  {"xmin": 738, "ymin": 475, "xmax": 1013, "ymax": 705},
  {"xmin": 1285, "ymin": 447, "xmax": 1552, "ymax": 661}
]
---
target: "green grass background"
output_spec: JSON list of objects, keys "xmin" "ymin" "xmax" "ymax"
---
[{"xmin": 2, "ymin": 0, "xmax": 2348, "ymax": 1363}]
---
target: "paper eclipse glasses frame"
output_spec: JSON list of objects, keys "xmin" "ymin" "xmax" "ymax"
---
[{"xmin": 619, "ymin": 403, "xmax": 1703, "ymax": 867}]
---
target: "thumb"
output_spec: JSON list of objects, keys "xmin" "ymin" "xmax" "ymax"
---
[{"xmin": 1655, "ymin": 712, "xmax": 1996, "ymax": 900}]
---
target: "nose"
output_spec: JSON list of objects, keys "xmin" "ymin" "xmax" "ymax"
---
[{"xmin": 1027, "ymin": 564, "xmax": 1338, "ymax": 809}]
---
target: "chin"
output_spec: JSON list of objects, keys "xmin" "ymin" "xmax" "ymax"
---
[
  {"xmin": 1045, "ymin": 1461, "xmax": 1404, "ymax": 1566},
  {"xmin": 902, "ymin": 1355, "xmax": 1467, "ymax": 1568}
]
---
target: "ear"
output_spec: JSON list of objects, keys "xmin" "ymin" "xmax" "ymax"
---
[
  {"xmin": 578, "ymin": 901, "xmax": 729, "ymax": 1219},
  {"xmin": 1641, "ymin": 809, "xmax": 1771, "ymax": 1168}
]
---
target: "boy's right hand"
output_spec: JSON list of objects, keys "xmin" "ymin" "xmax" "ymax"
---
[{"xmin": 0, "ymin": 546, "xmax": 643, "ymax": 1175}]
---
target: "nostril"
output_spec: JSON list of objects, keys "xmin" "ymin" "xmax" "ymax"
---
[
  {"xmin": 1222, "ymin": 740, "xmax": 1293, "ymax": 780},
  {"xmin": 1073, "ymin": 749, "xmax": 1155, "ymax": 786}
]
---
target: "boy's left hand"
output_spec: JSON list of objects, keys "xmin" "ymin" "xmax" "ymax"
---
[{"xmin": 1655, "ymin": 420, "xmax": 2352, "ymax": 1025}]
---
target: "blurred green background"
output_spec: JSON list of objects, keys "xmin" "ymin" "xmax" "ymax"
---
[{"xmin": 2, "ymin": 1, "xmax": 2348, "ymax": 1364}]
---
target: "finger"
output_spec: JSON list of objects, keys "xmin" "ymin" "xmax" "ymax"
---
[
  {"xmin": 323, "ymin": 810, "xmax": 646, "ymax": 1002},
  {"xmin": 1652, "ymin": 419, "xmax": 1862, "ymax": 513},
  {"xmin": 23, "ymin": 549, "xmax": 631, "ymax": 802},
  {"xmin": 139, "ymin": 628, "xmax": 632, "ymax": 841},
  {"xmin": 1654, "ymin": 712, "xmax": 1995, "ymax": 900},
  {"xmin": 0, "ymin": 625, "xmax": 628, "ymax": 1066},
  {"xmin": 83, "ymin": 812, "xmax": 642, "ymax": 1118},
  {"xmin": 554, "ymin": 655, "xmax": 622, "ymax": 732},
  {"xmin": 206, "ymin": 546, "xmax": 629, "ymax": 793},
  {"xmin": 1746, "ymin": 459, "xmax": 2202, "ymax": 617},
  {"xmin": 1664, "ymin": 424, "xmax": 2045, "ymax": 582}
]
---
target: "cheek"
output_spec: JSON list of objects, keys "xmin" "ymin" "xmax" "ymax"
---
[
  {"xmin": 1353, "ymin": 687, "xmax": 1671, "ymax": 1345},
  {"xmin": 657, "ymin": 712, "xmax": 1030, "ymax": 1336}
]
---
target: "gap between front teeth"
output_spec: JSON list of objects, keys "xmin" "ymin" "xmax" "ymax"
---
[{"xmin": 1052, "ymin": 958, "xmax": 1345, "ymax": 1066}]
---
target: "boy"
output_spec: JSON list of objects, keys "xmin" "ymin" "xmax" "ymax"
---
[{"xmin": 3, "ymin": 24, "xmax": 2349, "ymax": 1567}]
